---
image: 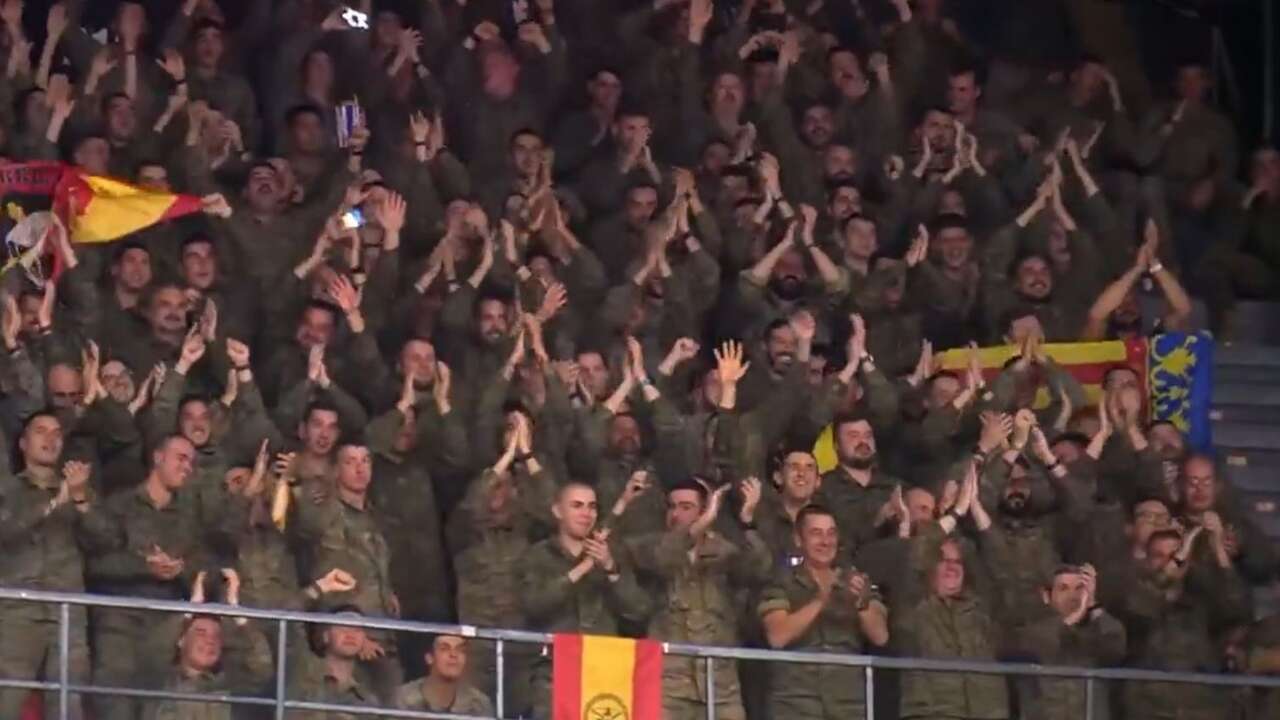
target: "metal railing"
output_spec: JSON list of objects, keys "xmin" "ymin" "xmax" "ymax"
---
[{"xmin": 4, "ymin": 587, "xmax": 1280, "ymax": 720}]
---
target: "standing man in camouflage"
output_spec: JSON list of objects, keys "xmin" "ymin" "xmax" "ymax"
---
[
  {"xmin": 520, "ymin": 482, "xmax": 651, "ymax": 719},
  {"xmin": 89, "ymin": 434, "xmax": 235, "ymax": 720},
  {"xmin": 758, "ymin": 505, "xmax": 890, "ymax": 719},
  {"xmin": 625, "ymin": 477, "xmax": 773, "ymax": 720},
  {"xmin": 0, "ymin": 413, "xmax": 115, "ymax": 720}
]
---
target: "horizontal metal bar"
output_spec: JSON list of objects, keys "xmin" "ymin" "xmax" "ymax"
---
[
  {"xmin": 0, "ymin": 678, "xmax": 497, "ymax": 719},
  {"xmin": 4, "ymin": 587, "xmax": 1280, "ymax": 689}
]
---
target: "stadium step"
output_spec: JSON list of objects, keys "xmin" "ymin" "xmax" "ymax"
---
[
  {"xmin": 1215, "ymin": 343, "xmax": 1280, "ymax": 368},
  {"xmin": 1224, "ymin": 463, "xmax": 1277, "ymax": 493},
  {"xmin": 1212, "ymin": 423, "xmax": 1280, "ymax": 452},
  {"xmin": 1213, "ymin": 383, "xmax": 1280, "ymax": 407},
  {"xmin": 1211, "ymin": 405, "xmax": 1280, "ymax": 425}
]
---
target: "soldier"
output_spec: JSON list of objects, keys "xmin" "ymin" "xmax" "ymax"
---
[
  {"xmin": 757, "ymin": 448, "xmax": 822, "ymax": 565},
  {"xmin": 142, "ymin": 569, "xmax": 274, "ymax": 720},
  {"xmin": 520, "ymin": 482, "xmax": 651, "ymax": 719},
  {"xmin": 1012, "ymin": 564, "xmax": 1127, "ymax": 720},
  {"xmin": 896, "ymin": 459, "xmax": 1011, "ymax": 720},
  {"xmin": 365, "ymin": 361, "xmax": 460, "ymax": 673},
  {"xmin": 757, "ymin": 504, "xmax": 890, "ymax": 719},
  {"xmin": 1122, "ymin": 525, "xmax": 1251, "ymax": 720},
  {"xmin": 817, "ymin": 413, "xmax": 904, "ymax": 549},
  {"xmin": 1179, "ymin": 454, "xmax": 1276, "ymax": 583},
  {"xmin": 393, "ymin": 635, "xmax": 494, "ymax": 715},
  {"xmin": 0, "ymin": 413, "xmax": 115, "ymax": 720},
  {"xmin": 292, "ymin": 440, "xmax": 401, "ymax": 702},
  {"xmin": 89, "ymin": 434, "xmax": 241, "ymax": 720},
  {"xmin": 448, "ymin": 409, "xmax": 554, "ymax": 714},
  {"xmin": 287, "ymin": 607, "xmax": 383, "ymax": 720},
  {"xmin": 625, "ymin": 477, "xmax": 772, "ymax": 720}
]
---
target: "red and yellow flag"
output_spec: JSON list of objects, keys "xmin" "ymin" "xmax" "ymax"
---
[
  {"xmin": 55, "ymin": 171, "xmax": 203, "ymax": 244},
  {"xmin": 553, "ymin": 634, "xmax": 661, "ymax": 720},
  {"xmin": 935, "ymin": 338, "xmax": 1148, "ymax": 408},
  {"xmin": 813, "ymin": 339, "xmax": 1149, "ymax": 472}
]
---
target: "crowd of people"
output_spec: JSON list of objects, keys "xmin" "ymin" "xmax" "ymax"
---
[{"xmin": 0, "ymin": 0, "xmax": 1279, "ymax": 718}]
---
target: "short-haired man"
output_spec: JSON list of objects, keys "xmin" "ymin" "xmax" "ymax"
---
[
  {"xmin": 0, "ymin": 414, "xmax": 113, "ymax": 720},
  {"xmin": 1122, "ymin": 524, "xmax": 1250, "ymax": 720},
  {"xmin": 288, "ymin": 607, "xmax": 382, "ymax": 718},
  {"xmin": 521, "ymin": 482, "xmax": 650, "ymax": 718},
  {"xmin": 393, "ymin": 635, "xmax": 494, "ymax": 715},
  {"xmin": 818, "ymin": 414, "xmax": 905, "ymax": 548},
  {"xmin": 625, "ymin": 478, "xmax": 772, "ymax": 720},
  {"xmin": 1011, "ymin": 565, "xmax": 1126, "ymax": 720},
  {"xmin": 758, "ymin": 505, "xmax": 889, "ymax": 719},
  {"xmin": 142, "ymin": 569, "xmax": 273, "ymax": 720},
  {"xmin": 89, "ymin": 435, "xmax": 236, "ymax": 720},
  {"xmin": 294, "ymin": 441, "xmax": 402, "ymax": 701}
]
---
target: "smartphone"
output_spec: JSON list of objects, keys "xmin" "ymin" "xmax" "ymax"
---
[
  {"xmin": 341, "ymin": 6, "xmax": 370, "ymax": 29},
  {"xmin": 335, "ymin": 102, "xmax": 365, "ymax": 148},
  {"xmin": 341, "ymin": 208, "xmax": 366, "ymax": 230}
]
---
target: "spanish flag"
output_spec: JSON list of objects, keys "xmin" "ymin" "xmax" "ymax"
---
[
  {"xmin": 553, "ymin": 634, "xmax": 661, "ymax": 720},
  {"xmin": 55, "ymin": 171, "xmax": 204, "ymax": 244}
]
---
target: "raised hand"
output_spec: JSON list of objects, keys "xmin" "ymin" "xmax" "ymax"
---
[
  {"xmin": 375, "ymin": 191, "xmax": 407, "ymax": 237},
  {"xmin": 433, "ymin": 362, "xmax": 452, "ymax": 414},
  {"xmin": 1011, "ymin": 408, "xmax": 1036, "ymax": 450},
  {"xmin": 535, "ymin": 282, "xmax": 567, "ymax": 323},
  {"xmin": 175, "ymin": 327, "xmax": 206, "ymax": 375},
  {"xmin": 81, "ymin": 341, "xmax": 106, "ymax": 405},
  {"xmin": 905, "ymin": 224, "xmax": 929, "ymax": 267},
  {"xmin": 1, "ymin": 294, "xmax": 20, "ymax": 350},
  {"xmin": 516, "ymin": 21, "xmax": 551, "ymax": 53},
  {"xmin": 739, "ymin": 476, "xmax": 763, "ymax": 524},
  {"xmin": 713, "ymin": 341, "xmax": 750, "ymax": 385},
  {"xmin": 62, "ymin": 460, "xmax": 90, "ymax": 504},
  {"xmin": 221, "ymin": 568, "xmax": 242, "ymax": 606},
  {"xmin": 907, "ymin": 340, "xmax": 934, "ymax": 388},
  {"xmin": 672, "ymin": 337, "xmax": 701, "ymax": 364},
  {"xmin": 314, "ymin": 568, "xmax": 357, "ymax": 594},
  {"xmin": 584, "ymin": 531, "xmax": 617, "ymax": 573},
  {"xmin": 156, "ymin": 49, "xmax": 185, "ymax": 82},
  {"xmin": 789, "ymin": 310, "xmax": 816, "ymax": 345},
  {"xmin": 978, "ymin": 411, "xmax": 1013, "ymax": 453},
  {"xmin": 327, "ymin": 274, "xmax": 362, "ymax": 316},
  {"xmin": 307, "ymin": 344, "xmax": 331, "ymax": 389}
]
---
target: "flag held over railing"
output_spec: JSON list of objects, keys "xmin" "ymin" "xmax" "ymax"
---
[{"xmin": 553, "ymin": 634, "xmax": 662, "ymax": 720}]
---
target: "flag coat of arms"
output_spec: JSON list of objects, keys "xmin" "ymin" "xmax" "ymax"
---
[{"xmin": 553, "ymin": 634, "xmax": 662, "ymax": 720}]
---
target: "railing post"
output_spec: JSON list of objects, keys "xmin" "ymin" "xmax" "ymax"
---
[
  {"xmin": 57, "ymin": 602, "xmax": 69, "ymax": 720},
  {"xmin": 496, "ymin": 639, "xmax": 505, "ymax": 719},
  {"xmin": 864, "ymin": 665, "xmax": 875, "ymax": 720},
  {"xmin": 705, "ymin": 657, "xmax": 715, "ymax": 720},
  {"xmin": 274, "ymin": 619, "xmax": 288, "ymax": 720},
  {"xmin": 1085, "ymin": 676, "xmax": 1096, "ymax": 720}
]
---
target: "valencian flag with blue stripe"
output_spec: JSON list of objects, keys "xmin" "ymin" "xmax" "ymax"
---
[
  {"xmin": 1149, "ymin": 331, "xmax": 1214, "ymax": 451},
  {"xmin": 554, "ymin": 634, "xmax": 661, "ymax": 720}
]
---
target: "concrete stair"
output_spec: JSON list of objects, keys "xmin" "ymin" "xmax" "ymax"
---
[{"xmin": 1214, "ymin": 343, "xmax": 1280, "ymax": 551}]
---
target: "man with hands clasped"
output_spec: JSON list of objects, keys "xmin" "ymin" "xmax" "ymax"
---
[
  {"xmin": 520, "ymin": 481, "xmax": 650, "ymax": 719},
  {"xmin": 757, "ymin": 505, "xmax": 889, "ymax": 720},
  {"xmin": 0, "ymin": 413, "xmax": 115, "ymax": 720}
]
